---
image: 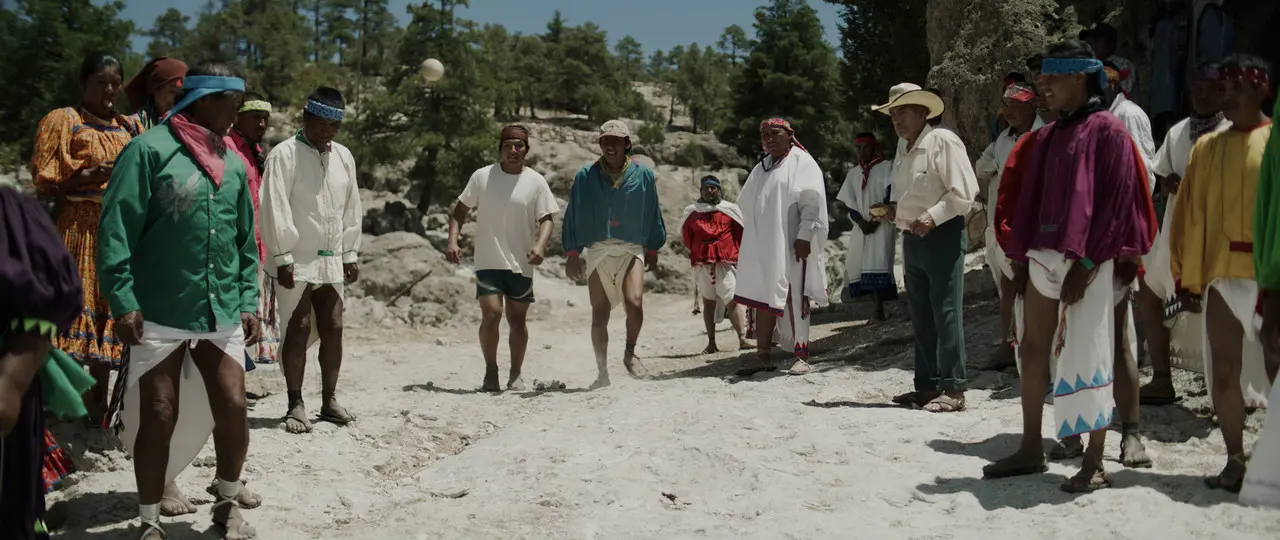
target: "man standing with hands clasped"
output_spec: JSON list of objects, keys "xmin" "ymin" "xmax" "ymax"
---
[
  {"xmin": 870, "ymin": 84, "xmax": 979, "ymax": 413},
  {"xmin": 447, "ymin": 125, "xmax": 558, "ymax": 392}
]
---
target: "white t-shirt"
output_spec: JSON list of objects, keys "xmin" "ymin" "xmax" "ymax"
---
[{"xmin": 458, "ymin": 164, "xmax": 560, "ymax": 276}]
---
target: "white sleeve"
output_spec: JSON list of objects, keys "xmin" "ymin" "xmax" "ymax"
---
[
  {"xmin": 835, "ymin": 169, "xmax": 858, "ymax": 209},
  {"xmin": 1151, "ymin": 128, "xmax": 1177, "ymax": 178},
  {"xmin": 923, "ymin": 135, "xmax": 979, "ymax": 225},
  {"xmin": 795, "ymin": 156, "xmax": 829, "ymax": 242},
  {"xmin": 340, "ymin": 150, "xmax": 362, "ymax": 264},
  {"xmin": 259, "ymin": 145, "xmax": 299, "ymax": 267},
  {"xmin": 458, "ymin": 168, "xmax": 481, "ymax": 208},
  {"xmin": 534, "ymin": 174, "xmax": 560, "ymax": 219}
]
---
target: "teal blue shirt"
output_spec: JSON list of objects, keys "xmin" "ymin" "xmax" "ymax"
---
[
  {"xmin": 562, "ymin": 159, "xmax": 666, "ymax": 255},
  {"xmin": 97, "ymin": 125, "xmax": 258, "ymax": 332}
]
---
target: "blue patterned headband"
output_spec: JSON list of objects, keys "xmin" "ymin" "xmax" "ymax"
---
[
  {"xmin": 305, "ymin": 99, "xmax": 345, "ymax": 121},
  {"xmin": 701, "ymin": 176, "xmax": 721, "ymax": 188},
  {"xmin": 1040, "ymin": 57, "xmax": 1106, "ymax": 94},
  {"xmin": 161, "ymin": 75, "xmax": 246, "ymax": 123}
]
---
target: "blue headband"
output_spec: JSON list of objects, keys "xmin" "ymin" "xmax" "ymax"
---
[
  {"xmin": 161, "ymin": 76, "xmax": 246, "ymax": 124},
  {"xmin": 305, "ymin": 99, "xmax": 345, "ymax": 121},
  {"xmin": 701, "ymin": 177, "xmax": 721, "ymax": 188},
  {"xmin": 1040, "ymin": 57, "xmax": 1107, "ymax": 94}
]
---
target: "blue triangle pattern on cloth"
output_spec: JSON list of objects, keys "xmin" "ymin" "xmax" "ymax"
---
[
  {"xmin": 1055, "ymin": 378, "xmax": 1075, "ymax": 396},
  {"xmin": 1091, "ymin": 368, "xmax": 1108, "ymax": 387},
  {"xmin": 1073, "ymin": 416, "xmax": 1093, "ymax": 436},
  {"xmin": 1073, "ymin": 374, "xmax": 1089, "ymax": 392},
  {"xmin": 1093, "ymin": 411, "xmax": 1112, "ymax": 431},
  {"xmin": 1058, "ymin": 420, "xmax": 1075, "ymax": 439}
]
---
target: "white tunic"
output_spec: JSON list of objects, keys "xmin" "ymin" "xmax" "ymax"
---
[
  {"xmin": 1152, "ymin": 116, "xmax": 1231, "ymax": 179},
  {"xmin": 735, "ymin": 149, "xmax": 829, "ymax": 311},
  {"xmin": 1110, "ymin": 93, "xmax": 1158, "ymax": 193},
  {"xmin": 259, "ymin": 136, "xmax": 362, "ymax": 285},
  {"xmin": 976, "ymin": 117, "xmax": 1044, "ymax": 282},
  {"xmin": 835, "ymin": 160, "xmax": 895, "ymax": 281}
]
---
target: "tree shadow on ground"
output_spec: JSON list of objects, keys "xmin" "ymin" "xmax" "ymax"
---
[
  {"xmin": 57, "ymin": 518, "xmax": 218, "ymax": 540},
  {"xmin": 401, "ymin": 382, "xmax": 486, "ymax": 395},
  {"xmin": 54, "ymin": 491, "xmax": 223, "ymax": 537}
]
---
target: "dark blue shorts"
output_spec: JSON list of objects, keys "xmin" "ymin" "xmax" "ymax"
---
[{"xmin": 475, "ymin": 269, "xmax": 535, "ymax": 303}]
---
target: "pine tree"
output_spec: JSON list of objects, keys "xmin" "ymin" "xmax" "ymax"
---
[
  {"xmin": 826, "ymin": 0, "xmax": 928, "ymax": 136},
  {"xmin": 723, "ymin": 0, "xmax": 846, "ymax": 169},
  {"xmin": 614, "ymin": 36, "xmax": 646, "ymax": 81},
  {"xmin": 146, "ymin": 8, "xmax": 192, "ymax": 59},
  {"xmin": 716, "ymin": 24, "xmax": 751, "ymax": 66}
]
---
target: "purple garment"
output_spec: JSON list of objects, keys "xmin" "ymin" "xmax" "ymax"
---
[
  {"xmin": 0, "ymin": 186, "xmax": 83, "ymax": 327},
  {"xmin": 1004, "ymin": 109, "xmax": 1154, "ymax": 263}
]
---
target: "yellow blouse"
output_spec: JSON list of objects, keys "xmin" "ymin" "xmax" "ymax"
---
[{"xmin": 1170, "ymin": 122, "xmax": 1272, "ymax": 294}]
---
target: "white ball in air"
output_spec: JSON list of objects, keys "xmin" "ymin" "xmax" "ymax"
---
[{"xmin": 420, "ymin": 58, "xmax": 445, "ymax": 82}]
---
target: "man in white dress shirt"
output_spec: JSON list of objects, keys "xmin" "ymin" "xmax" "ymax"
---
[
  {"xmin": 260, "ymin": 87, "xmax": 363, "ymax": 434},
  {"xmin": 974, "ymin": 82, "xmax": 1044, "ymax": 369},
  {"xmin": 870, "ymin": 84, "xmax": 979, "ymax": 413}
]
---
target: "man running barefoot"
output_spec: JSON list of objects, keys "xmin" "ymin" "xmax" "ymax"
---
[
  {"xmin": 733, "ymin": 117, "xmax": 829, "ymax": 376},
  {"xmin": 562, "ymin": 120, "xmax": 666, "ymax": 388},
  {"xmin": 260, "ymin": 87, "xmax": 362, "ymax": 434},
  {"xmin": 984, "ymin": 40, "xmax": 1156, "ymax": 493},
  {"xmin": 447, "ymin": 125, "xmax": 558, "ymax": 392},
  {"xmin": 680, "ymin": 175, "xmax": 751, "ymax": 353}
]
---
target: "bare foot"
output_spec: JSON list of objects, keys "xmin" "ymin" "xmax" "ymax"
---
[
  {"xmin": 1139, "ymin": 377, "xmax": 1179, "ymax": 405},
  {"xmin": 482, "ymin": 365, "xmax": 501, "ymax": 392},
  {"xmin": 507, "ymin": 371, "xmax": 528, "ymax": 391},
  {"xmin": 702, "ymin": 342, "xmax": 719, "ymax": 354},
  {"xmin": 213, "ymin": 499, "xmax": 257, "ymax": 539},
  {"xmin": 284, "ymin": 401, "xmax": 312, "ymax": 434},
  {"xmin": 319, "ymin": 397, "xmax": 356, "ymax": 425},
  {"xmin": 738, "ymin": 338, "xmax": 756, "ymax": 350},
  {"xmin": 1061, "ymin": 457, "xmax": 1112, "ymax": 493},
  {"xmin": 161, "ymin": 480, "xmax": 197, "ymax": 516},
  {"xmin": 1204, "ymin": 454, "xmax": 1248, "ymax": 492},
  {"xmin": 1119, "ymin": 432, "xmax": 1152, "ymax": 468},
  {"xmin": 588, "ymin": 375, "xmax": 611, "ymax": 390},
  {"xmin": 983, "ymin": 448, "xmax": 1047, "ymax": 479},
  {"xmin": 623, "ymin": 348, "xmax": 650, "ymax": 379},
  {"xmin": 206, "ymin": 480, "xmax": 263, "ymax": 509},
  {"xmin": 1049, "ymin": 436, "xmax": 1084, "ymax": 460}
]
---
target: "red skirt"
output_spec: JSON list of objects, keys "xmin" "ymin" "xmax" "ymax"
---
[{"xmin": 41, "ymin": 429, "xmax": 73, "ymax": 494}]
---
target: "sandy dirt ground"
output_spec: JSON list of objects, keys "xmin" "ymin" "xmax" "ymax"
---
[{"xmin": 45, "ymin": 272, "xmax": 1280, "ymax": 539}]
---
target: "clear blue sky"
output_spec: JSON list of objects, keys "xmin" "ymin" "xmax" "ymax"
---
[{"xmin": 120, "ymin": 0, "xmax": 844, "ymax": 55}]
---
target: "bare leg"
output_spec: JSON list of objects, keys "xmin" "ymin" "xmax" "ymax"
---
[
  {"xmin": 281, "ymin": 285, "xmax": 314, "ymax": 434},
  {"xmin": 621, "ymin": 260, "xmax": 648, "ymax": 378},
  {"xmin": 311, "ymin": 285, "xmax": 353, "ymax": 424},
  {"xmin": 872, "ymin": 295, "xmax": 887, "ymax": 321},
  {"xmin": 987, "ymin": 275, "xmax": 1018, "ymax": 369},
  {"xmin": 739, "ymin": 309, "xmax": 778, "ymax": 373},
  {"xmin": 190, "ymin": 342, "xmax": 255, "ymax": 538},
  {"xmin": 505, "ymin": 300, "xmax": 531, "ymax": 390},
  {"xmin": 702, "ymin": 298, "xmax": 719, "ymax": 353},
  {"xmin": 477, "ymin": 294, "xmax": 504, "ymax": 391},
  {"xmin": 86, "ymin": 362, "xmax": 111, "ymax": 423},
  {"xmin": 133, "ymin": 348, "xmax": 186, "ymax": 507},
  {"xmin": 1113, "ymin": 291, "xmax": 1151, "ymax": 468},
  {"xmin": 728, "ymin": 302, "xmax": 752, "ymax": 349},
  {"xmin": 1205, "ymin": 288, "xmax": 1248, "ymax": 490},
  {"xmin": 984, "ymin": 284, "xmax": 1056, "ymax": 478},
  {"xmin": 587, "ymin": 272, "xmax": 612, "ymax": 389},
  {"xmin": 1137, "ymin": 281, "xmax": 1177, "ymax": 403},
  {"xmin": 1062, "ymin": 429, "xmax": 1113, "ymax": 492}
]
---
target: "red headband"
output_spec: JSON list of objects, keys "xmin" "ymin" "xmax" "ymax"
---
[
  {"xmin": 854, "ymin": 135, "xmax": 878, "ymax": 145},
  {"xmin": 1220, "ymin": 66, "xmax": 1273, "ymax": 97},
  {"xmin": 1002, "ymin": 83, "xmax": 1038, "ymax": 104},
  {"xmin": 760, "ymin": 117, "xmax": 794, "ymax": 132}
]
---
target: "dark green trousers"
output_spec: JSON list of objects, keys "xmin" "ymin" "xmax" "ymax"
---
[{"xmin": 902, "ymin": 216, "xmax": 967, "ymax": 392}]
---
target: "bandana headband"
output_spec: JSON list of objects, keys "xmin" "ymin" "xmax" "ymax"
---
[
  {"xmin": 305, "ymin": 99, "xmax": 345, "ymax": 121},
  {"xmin": 1040, "ymin": 57, "xmax": 1106, "ymax": 95},
  {"xmin": 700, "ymin": 176, "xmax": 721, "ymax": 188},
  {"xmin": 759, "ymin": 117, "xmax": 808, "ymax": 154},
  {"xmin": 240, "ymin": 100, "xmax": 272, "ymax": 114},
  {"xmin": 853, "ymin": 135, "xmax": 878, "ymax": 145},
  {"xmin": 1219, "ymin": 66, "xmax": 1273, "ymax": 97},
  {"xmin": 1003, "ymin": 83, "xmax": 1038, "ymax": 104},
  {"xmin": 161, "ymin": 75, "xmax": 246, "ymax": 124}
]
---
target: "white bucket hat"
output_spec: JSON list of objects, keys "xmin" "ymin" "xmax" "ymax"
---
[{"xmin": 871, "ymin": 83, "xmax": 945, "ymax": 120}]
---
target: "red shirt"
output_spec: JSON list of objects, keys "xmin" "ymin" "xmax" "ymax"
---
[{"xmin": 681, "ymin": 210, "xmax": 743, "ymax": 265}]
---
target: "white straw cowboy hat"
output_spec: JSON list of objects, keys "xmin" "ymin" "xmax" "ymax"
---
[{"xmin": 871, "ymin": 83, "xmax": 945, "ymax": 120}]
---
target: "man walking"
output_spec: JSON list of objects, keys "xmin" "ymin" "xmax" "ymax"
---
[
  {"xmin": 562, "ymin": 120, "xmax": 666, "ymax": 388},
  {"xmin": 447, "ymin": 125, "xmax": 558, "ymax": 391},
  {"xmin": 680, "ymin": 175, "xmax": 750, "ymax": 353},
  {"xmin": 226, "ymin": 92, "xmax": 279, "ymax": 370},
  {"xmin": 984, "ymin": 41, "xmax": 1156, "ymax": 492},
  {"xmin": 733, "ymin": 117, "xmax": 829, "ymax": 376},
  {"xmin": 260, "ymin": 87, "xmax": 362, "ymax": 434},
  {"xmin": 835, "ymin": 132, "xmax": 896, "ymax": 321},
  {"xmin": 871, "ymin": 84, "xmax": 978, "ymax": 413}
]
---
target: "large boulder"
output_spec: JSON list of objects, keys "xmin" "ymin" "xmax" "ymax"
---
[{"xmin": 349, "ymin": 232, "xmax": 454, "ymax": 303}]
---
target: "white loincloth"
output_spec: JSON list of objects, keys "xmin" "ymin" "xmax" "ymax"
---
[
  {"xmin": 1202, "ymin": 278, "xmax": 1271, "ymax": 409},
  {"xmin": 1019, "ymin": 249, "xmax": 1116, "ymax": 439},
  {"xmin": 693, "ymin": 263, "xmax": 736, "ymax": 325},
  {"xmin": 113, "ymin": 323, "xmax": 244, "ymax": 485},
  {"xmin": 1241, "ymin": 378, "xmax": 1280, "ymax": 508},
  {"xmin": 584, "ymin": 239, "xmax": 643, "ymax": 310},
  {"xmin": 1142, "ymin": 191, "xmax": 1180, "ymax": 300},
  {"xmin": 277, "ymin": 281, "xmax": 346, "ymax": 350}
]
